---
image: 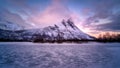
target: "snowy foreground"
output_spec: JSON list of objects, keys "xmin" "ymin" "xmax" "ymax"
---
[{"xmin": 0, "ymin": 42, "xmax": 120, "ymax": 68}]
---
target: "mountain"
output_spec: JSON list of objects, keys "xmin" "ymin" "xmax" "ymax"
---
[{"xmin": 0, "ymin": 19, "xmax": 95, "ymax": 42}]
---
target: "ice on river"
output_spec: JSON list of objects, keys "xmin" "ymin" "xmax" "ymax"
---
[{"xmin": 0, "ymin": 42, "xmax": 120, "ymax": 68}]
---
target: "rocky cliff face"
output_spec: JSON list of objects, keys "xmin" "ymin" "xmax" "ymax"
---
[{"xmin": 0, "ymin": 19, "xmax": 95, "ymax": 42}]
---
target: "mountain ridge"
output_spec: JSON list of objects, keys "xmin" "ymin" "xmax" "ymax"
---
[{"xmin": 0, "ymin": 19, "xmax": 95, "ymax": 42}]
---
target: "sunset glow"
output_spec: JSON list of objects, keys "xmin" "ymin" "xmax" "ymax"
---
[{"xmin": 0, "ymin": 0, "xmax": 120, "ymax": 37}]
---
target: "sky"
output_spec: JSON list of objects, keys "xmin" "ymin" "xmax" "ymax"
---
[{"xmin": 0, "ymin": 0, "xmax": 120, "ymax": 36}]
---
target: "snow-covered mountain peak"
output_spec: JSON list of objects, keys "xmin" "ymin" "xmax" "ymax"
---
[
  {"xmin": 35, "ymin": 19, "xmax": 95, "ymax": 41},
  {"xmin": 60, "ymin": 19, "xmax": 79, "ymax": 30},
  {"xmin": 0, "ymin": 18, "xmax": 95, "ymax": 42}
]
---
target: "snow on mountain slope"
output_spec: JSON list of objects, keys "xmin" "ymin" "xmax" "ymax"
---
[
  {"xmin": 29, "ymin": 19, "xmax": 94, "ymax": 42},
  {"xmin": 59, "ymin": 19, "xmax": 93, "ymax": 40},
  {"xmin": 0, "ymin": 19, "xmax": 95, "ymax": 42}
]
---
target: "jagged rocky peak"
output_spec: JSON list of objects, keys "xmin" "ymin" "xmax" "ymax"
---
[
  {"xmin": 43, "ymin": 18, "xmax": 78, "ymax": 31},
  {"xmin": 61, "ymin": 18, "xmax": 78, "ymax": 30}
]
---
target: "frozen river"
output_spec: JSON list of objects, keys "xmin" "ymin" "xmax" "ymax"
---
[{"xmin": 0, "ymin": 42, "xmax": 120, "ymax": 68}]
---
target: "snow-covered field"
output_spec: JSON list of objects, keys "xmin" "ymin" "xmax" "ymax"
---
[{"xmin": 0, "ymin": 42, "xmax": 120, "ymax": 68}]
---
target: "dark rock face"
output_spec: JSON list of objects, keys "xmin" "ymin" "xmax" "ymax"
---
[{"xmin": 0, "ymin": 19, "xmax": 95, "ymax": 42}]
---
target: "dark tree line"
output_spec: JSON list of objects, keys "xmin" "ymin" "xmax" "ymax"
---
[{"xmin": 96, "ymin": 32, "xmax": 120, "ymax": 42}]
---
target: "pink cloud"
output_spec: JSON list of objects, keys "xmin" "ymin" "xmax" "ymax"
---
[{"xmin": 27, "ymin": 0, "xmax": 80, "ymax": 28}]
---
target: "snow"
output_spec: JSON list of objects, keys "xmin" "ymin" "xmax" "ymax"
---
[{"xmin": 0, "ymin": 42, "xmax": 120, "ymax": 68}]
